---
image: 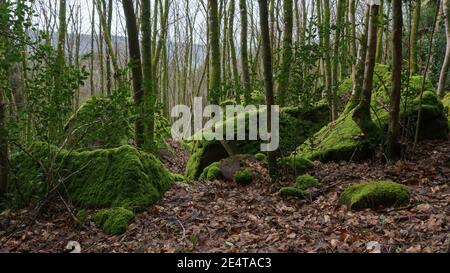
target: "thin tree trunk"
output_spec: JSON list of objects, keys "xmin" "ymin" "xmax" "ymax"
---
[
  {"xmin": 277, "ymin": 0, "xmax": 293, "ymax": 107},
  {"xmin": 208, "ymin": 0, "xmax": 221, "ymax": 104},
  {"xmin": 122, "ymin": 0, "xmax": 145, "ymax": 148},
  {"xmin": 258, "ymin": 0, "xmax": 277, "ymax": 179},
  {"xmin": 410, "ymin": 0, "xmax": 421, "ymax": 75},
  {"xmin": 438, "ymin": 0, "xmax": 450, "ymax": 97},
  {"xmin": 353, "ymin": 3, "xmax": 380, "ymax": 138},
  {"xmin": 240, "ymin": 0, "xmax": 251, "ymax": 104},
  {"xmin": 386, "ymin": 0, "xmax": 403, "ymax": 158},
  {"xmin": 376, "ymin": 0, "xmax": 384, "ymax": 63}
]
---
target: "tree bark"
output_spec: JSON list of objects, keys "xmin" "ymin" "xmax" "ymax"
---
[
  {"xmin": 208, "ymin": 0, "xmax": 221, "ymax": 104},
  {"xmin": 410, "ymin": 0, "xmax": 421, "ymax": 75},
  {"xmin": 386, "ymin": 0, "xmax": 403, "ymax": 158},
  {"xmin": 239, "ymin": 0, "xmax": 251, "ymax": 104},
  {"xmin": 258, "ymin": 0, "xmax": 277, "ymax": 179},
  {"xmin": 438, "ymin": 0, "xmax": 450, "ymax": 97},
  {"xmin": 122, "ymin": 0, "xmax": 145, "ymax": 148},
  {"xmin": 277, "ymin": 0, "xmax": 293, "ymax": 107},
  {"xmin": 353, "ymin": 3, "xmax": 380, "ymax": 138}
]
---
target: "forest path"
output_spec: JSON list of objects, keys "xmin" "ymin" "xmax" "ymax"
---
[{"xmin": 0, "ymin": 140, "xmax": 449, "ymax": 253}]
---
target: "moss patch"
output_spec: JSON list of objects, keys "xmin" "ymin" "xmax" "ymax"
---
[
  {"xmin": 295, "ymin": 175, "xmax": 320, "ymax": 190},
  {"xmin": 234, "ymin": 168, "xmax": 253, "ymax": 185},
  {"xmin": 279, "ymin": 187, "xmax": 307, "ymax": 198},
  {"xmin": 93, "ymin": 207, "xmax": 135, "ymax": 235},
  {"xmin": 340, "ymin": 181, "xmax": 410, "ymax": 210},
  {"xmin": 282, "ymin": 155, "xmax": 314, "ymax": 172},
  {"xmin": 199, "ymin": 162, "xmax": 222, "ymax": 181},
  {"xmin": 255, "ymin": 153, "xmax": 267, "ymax": 163},
  {"xmin": 8, "ymin": 142, "xmax": 174, "ymax": 209},
  {"xmin": 65, "ymin": 96, "xmax": 171, "ymax": 150}
]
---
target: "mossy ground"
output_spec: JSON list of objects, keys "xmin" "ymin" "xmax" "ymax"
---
[
  {"xmin": 279, "ymin": 187, "xmax": 306, "ymax": 198},
  {"xmin": 340, "ymin": 181, "xmax": 410, "ymax": 210},
  {"xmin": 295, "ymin": 175, "xmax": 320, "ymax": 190},
  {"xmin": 279, "ymin": 175, "xmax": 319, "ymax": 198},
  {"xmin": 8, "ymin": 142, "xmax": 174, "ymax": 210},
  {"xmin": 234, "ymin": 168, "xmax": 253, "ymax": 185},
  {"xmin": 93, "ymin": 207, "xmax": 135, "ymax": 235}
]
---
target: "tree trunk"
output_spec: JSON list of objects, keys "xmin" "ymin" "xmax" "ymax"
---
[
  {"xmin": 277, "ymin": 0, "xmax": 293, "ymax": 107},
  {"xmin": 122, "ymin": 0, "xmax": 145, "ymax": 148},
  {"xmin": 208, "ymin": 0, "xmax": 221, "ymax": 104},
  {"xmin": 386, "ymin": 0, "xmax": 403, "ymax": 158},
  {"xmin": 410, "ymin": 0, "xmax": 421, "ymax": 75},
  {"xmin": 438, "ymin": 0, "xmax": 450, "ymax": 97},
  {"xmin": 258, "ymin": 0, "xmax": 277, "ymax": 179},
  {"xmin": 239, "ymin": 0, "xmax": 251, "ymax": 104},
  {"xmin": 331, "ymin": 0, "xmax": 345, "ymax": 121},
  {"xmin": 376, "ymin": 0, "xmax": 384, "ymax": 63},
  {"xmin": 141, "ymin": 0, "xmax": 155, "ymax": 150},
  {"xmin": 323, "ymin": 0, "xmax": 332, "ymax": 117},
  {"xmin": 346, "ymin": 6, "xmax": 370, "ymax": 114},
  {"xmin": 353, "ymin": 3, "xmax": 380, "ymax": 138},
  {"xmin": 228, "ymin": 0, "xmax": 240, "ymax": 102}
]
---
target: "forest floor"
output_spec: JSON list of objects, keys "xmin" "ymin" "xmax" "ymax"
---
[{"xmin": 0, "ymin": 140, "xmax": 449, "ymax": 253}]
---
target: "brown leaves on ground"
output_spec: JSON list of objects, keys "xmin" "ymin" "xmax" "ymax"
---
[{"xmin": 0, "ymin": 140, "xmax": 449, "ymax": 253}]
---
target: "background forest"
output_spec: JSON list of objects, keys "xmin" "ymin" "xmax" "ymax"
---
[{"xmin": 0, "ymin": 0, "xmax": 449, "ymax": 253}]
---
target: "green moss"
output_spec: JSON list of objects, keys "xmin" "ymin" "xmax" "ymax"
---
[
  {"xmin": 199, "ymin": 162, "xmax": 222, "ymax": 181},
  {"xmin": 295, "ymin": 175, "xmax": 320, "ymax": 190},
  {"xmin": 234, "ymin": 168, "xmax": 253, "ymax": 185},
  {"xmin": 255, "ymin": 153, "xmax": 267, "ymax": 163},
  {"xmin": 185, "ymin": 104, "xmax": 329, "ymax": 179},
  {"xmin": 279, "ymin": 187, "xmax": 307, "ymax": 198},
  {"xmin": 93, "ymin": 207, "xmax": 135, "ymax": 235},
  {"xmin": 170, "ymin": 173, "xmax": 189, "ymax": 183},
  {"xmin": 76, "ymin": 209, "xmax": 88, "ymax": 224},
  {"xmin": 65, "ymin": 96, "xmax": 171, "ymax": 151},
  {"xmin": 282, "ymin": 155, "xmax": 314, "ymax": 172},
  {"xmin": 8, "ymin": 142, "xmax": 174, "ymax": 209},
  {"xmin": 340, "ymin": 181, "xmax": 410, "ymax": 210}
]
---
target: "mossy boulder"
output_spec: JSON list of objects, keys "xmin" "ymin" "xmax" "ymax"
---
[
  {"xmin": 234, "ymin": 168, "xmax": 253, "ymax": 185},
  {"xmin": 295, "ymin": 175, "xmax": 320, "ymax": 190},
  {"xmin": 94, "ymin": 207, "xmax": 135, "ymax": 235},
  {"xmin": 185, "ymin": 105, "xmax": 329, "ymax": 180},
  {"xmin": 8, "ymin": 142, "xmax": 174, "ymax": 209},
  {"xmin": 279, "ymin": 187, "xmax": 307, "ymax": 198},
  {"xmin": 340, "ymin": 181, "xmax": 410, "ymax": 210},
  {"xmin": 65, "ymin": 96, "xmax": 171, "ymax": 150},
  {"xmin": 293, "ymin": 66, "xmax": 449, "ymax": 163}
]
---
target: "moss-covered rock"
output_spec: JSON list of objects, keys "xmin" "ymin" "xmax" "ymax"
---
[
  {"xmin": 279, "ymin": 187, "xmax": 307, "ymax": 198},
  {"xmin": 65, "ymin": 96, "xmax": 171, "ymax": 150},
  {"xmin": 282, "ymin": 155, "xmax": 314, "ymax": 172},
  {"xmin": 8, "ymin": 142, "xmax": 174, "ymax": 209},
  {"xmin": 340, "ymin": 181, "xmax": 410, "ymax": 210},
  {"xmin": 93, "ymin": 207, "xmax": 135, "ymax": 235},
  {"xmin": 185, "ymin": 105, "xmax": 329, "ymax": 180},
  {"xmin": 295, "ymin": 175, "xmax": 320, "ymax": 190},
  {"xmin": 443, "ymin": 93, "xmax": 450, "ymax": 115},
  {"xmin": 234, "ymin": 168, "xmax": 253, "ymax": 185},
  {"xmin": 293, "ymin": 66, "xmax": 449, "ymax": 163}
]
